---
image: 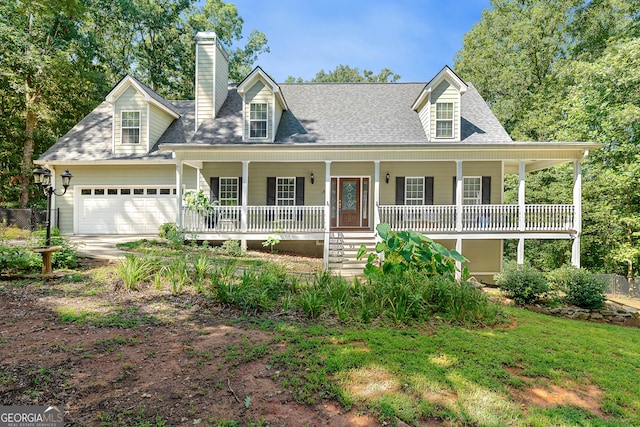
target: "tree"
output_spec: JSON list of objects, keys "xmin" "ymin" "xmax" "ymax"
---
[
  {"xmin": 455, "ymin": 0, "xmax": 640, "ymax": 276},
  {"xmin": 0, "ymin": 0, "xmax": 105, "ymax": 207},
  {"xmin": 285, "ymin": 64, "xmax": 400, "ymax": 83}
]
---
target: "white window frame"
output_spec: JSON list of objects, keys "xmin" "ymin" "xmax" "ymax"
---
[
  {"xmin": 463, "ymin": 176, "xmax": 482, "ymax": 205},
  {"xmin": 435, "ymin": 102, "xmax": 453, "ymax": 138},
  {"xmin": 121, "ymin": 110, "xmax": 141, "ymax": 144},
  {"xmin": 276, "ymin": 177, "xmax": 295, "ymax": 206},
  {"xmin": 249, "ymin": 103, "xmax": 268, "ymax": 139},
  {"xmin": 219, "ymin": 177, "xmax": 239, "ymax": 206},
  {"xmin": 405, "ymin": 177, "xmax": 424, "ymax": 205}
]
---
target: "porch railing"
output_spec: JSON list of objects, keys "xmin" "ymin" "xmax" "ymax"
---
[
  {"xmin": 380, "ymin": 204, "xmax": 574, "ymax": 233},
  {"xmin": 182, "ymin": 205, "xmax": 325, "ymax": 233}
]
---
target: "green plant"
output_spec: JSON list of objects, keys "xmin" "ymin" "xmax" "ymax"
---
[
  {"xmin": 494, "ymin": 262, "xmax": 549, "ymax": 305},
  {"xmin": 161, "ymin": 257, "xmax": 191, "ymax": 294},
  {"xmin": 157, "ymin": 222, "xmax": 184, "ymax": 249},
  {"xmin": 262, "ymin": 235, "xmax": 280, "ymax": 253},
  {"xmin": 297, "ymin": 287, "xmax": 325, "ymax": 319},
  {"xmin": 358, "ymin": 223, "xmax": 467, "ymax": 279},
  {"xmin": 547, "ymin": 265, "xmax": 607, "ymax": 309},
  {"xmin": 0, "ymin": 244, "xmax": 40, "ymax": 273},
  {"xmin": 117, "ymin": 255, "xmax": 156, "ymax": 290},
  {"xmin": 192, "ymin": 255, "xmax": 213, "ymax": 293},
  {"xmin": 221, "ymin": 239, "xmax": 243, "ymax": 257},
  {"xmin": 31, "ymin": 227, "xmax": 79, "ymax": 269}
]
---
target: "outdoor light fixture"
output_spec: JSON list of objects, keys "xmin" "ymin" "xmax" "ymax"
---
[
  {"xmin": 386, "ymin": 172, "xmax": 390, "ymax": 184},
  {"xmin": 310, "ymin": 172, "xmax": 315, "ymax": 184},
  {"xmin": 32, "ymin": 167, "xmax": 73, "ymax": 248}
]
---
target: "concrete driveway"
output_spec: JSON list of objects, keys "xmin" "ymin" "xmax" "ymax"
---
[{"xmin": 70, "ymin": 235, "xmax": 156, "ymax": 260}]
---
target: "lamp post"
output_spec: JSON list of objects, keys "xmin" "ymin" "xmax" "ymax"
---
[{"xmin": 33, "ymin": 167, "xmax": 72, "ymax": 247}]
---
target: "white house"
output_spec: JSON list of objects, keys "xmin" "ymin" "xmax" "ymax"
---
[{"xmin": 36, "ymin": 32, "xmax": 599, "ymax": 280}]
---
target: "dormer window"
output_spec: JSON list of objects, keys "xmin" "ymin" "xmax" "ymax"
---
[
  {"xmin": 249, "ymin": 103, "xmax": 268, "ymax": 138},
  {"xmin": 121, "ymin": 111, "xmax": 141, "ymax": 144},
  {"xmin": 435, "ymin": 103, "xmax": 453, "ymax": 138}
]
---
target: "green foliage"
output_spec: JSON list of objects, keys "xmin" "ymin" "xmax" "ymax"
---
[
  {"xmin": 117, "ymin": 255, "xmax": 156, "ymax": 291},
  {"xmin": 286, "ymin": 64, "xmax": 401, "ymax": 83},
  {"xmin": 161, "ymin": 256, "xmax": 191, "ymax": 294},
  {"xmin": 157, "ymin": 222, "xmax": 184, "ymax": 249},
  {"xmin": 221, "ymin": 239, "xmax": 243, "ymax": 257},
  {"xmin": 32, "ymin": 228, "xmax": 79, "ymax": 269},
  {"xmin": 495, "ymin": 262, "xmax": 549, "ymax": 305},
  {"xmin": 261, "ymin": 235, "xmax": 280, "ymax": 253},
  {"xmin": 0, "ymin": 244, "xmax": 40, "ymax": 274},
  {"xmin": 546, "ymin": 265, "xmax": 607, "ymax": 309},
  {"xmin": 358, "ymin": 223, "xmax": 467, "ymax": 280}
]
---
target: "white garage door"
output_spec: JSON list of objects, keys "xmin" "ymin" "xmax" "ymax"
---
[{"xmin": 77, "ymin": 187, "xmax": 178, "ymax": 234}]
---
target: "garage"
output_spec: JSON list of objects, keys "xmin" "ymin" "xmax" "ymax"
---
[{"xmin": 76, "ymin": 186, "xmax": 178, "ymax": 234}]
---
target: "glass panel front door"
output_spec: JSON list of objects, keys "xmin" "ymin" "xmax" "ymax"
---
[{"xmin": 331, "ymin": 177, "xmax": 369, "ymax": 228}]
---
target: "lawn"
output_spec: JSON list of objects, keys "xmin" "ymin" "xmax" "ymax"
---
[{"xmin": 1, "ymin": 240, "xmax": 639, "ymax": 426}]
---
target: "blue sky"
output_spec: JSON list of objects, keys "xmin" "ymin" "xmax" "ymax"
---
[{"xmin": 229, "ymin": 0, "xmax": 490, "ymax": 82}]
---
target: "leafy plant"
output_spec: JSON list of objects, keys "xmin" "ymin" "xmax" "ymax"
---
[
  {"xmin": 221, "ymin": 239, "xmax": 243, "ymax": 257},
  {"xmin": 31, "ymin": 227, "xmax": 79, "ymax": 269},
  {"xmin": 117, "ymin": 255, "xmax": 156, "ymax": 291},
  {"xmin": 546, "ymin": 265, "xmax": 607, "ymax": 309},
  {"xmin": 262, "ymin": 235, "xmax": 280, "ymax": 253},
  {"xmin": 157, "ymin": 222, "xmax": 184, "ymax": 249},
  {"xmin": 357, "ymin": 223, "xmax": 467, "ymax": 279},
  {"xmin": 494, "ymin": 262, "xmax": 549, "ymax": 305},
  {"xmin": 161, "ymin": 257, "xmax": 191, "ymax": 294},
  {"xmin": 0, "ymin": 244, "xmax": 40, "ymax": 273}
]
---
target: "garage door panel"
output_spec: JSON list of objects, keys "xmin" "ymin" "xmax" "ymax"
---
[{"xmin": 77, "ymin": 188, "xmax": 177, "ymax": 234}]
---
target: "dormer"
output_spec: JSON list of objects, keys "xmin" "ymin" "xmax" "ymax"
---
[
  {"xmin": 106, "ymin": 75, "xmax": 180, "ymax": 155},
  {"xmin": 412, "ymin": 66, "xmax": 467, "ymax": 142},
  {"xmin": 236, "ymin": 66, "xmax": 288, "ymax": 143}
]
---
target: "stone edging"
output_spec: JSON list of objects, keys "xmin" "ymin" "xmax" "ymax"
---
[{"xmin": 528, "ymin": 302, "xmax": 640, "ymax": 327}]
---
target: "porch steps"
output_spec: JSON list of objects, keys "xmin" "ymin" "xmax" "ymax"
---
[{"xmin": 328, "ymin": 232, "xmax": 377, "ymax": 276}]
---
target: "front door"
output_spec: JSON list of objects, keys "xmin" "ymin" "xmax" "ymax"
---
[
  {"xmin": 330, "ymin": 177, "xmax": 369, "ymax": 228},
  {"xmin": 339, "ymin": 178, "xmax": 360, "ymax": 227}
]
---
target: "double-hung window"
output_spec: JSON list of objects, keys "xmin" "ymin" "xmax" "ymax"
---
[
  {"xmin": 276, "ymin": 177, "xmax": 296, "ymax": 206},
  {"xmin": 219, "ymin": 178, "xmax": 239, "ymax": 206},
  {"xmin": 121, "ymin": 111, "xmax": 140, "ymax": 144},
  {"xmin": 435, "ymin": 102, "xmax": 453, "ymax": 138},
  {"xmin": 249, "ymin": 103, "xmax": 268, "ymax": 138},
  {"xmin": 463, "ymin": 177, "xmax": 482, "ymax": 205},
  {"xmin": 405, "ymin": 177, "xmax": 424, "ymax": 205}
]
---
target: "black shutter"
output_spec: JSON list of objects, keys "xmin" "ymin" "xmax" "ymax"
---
[
  {"xmin": 237, "ymin": 176, "xmax": 243, "ymax": 205},
  {"xmin": 395, "ymin": 177, "xmax": 405, "ymax": 205},
  {"xmin": 482, "ymin": 176, "xmax": 491, "ymax": 204},
  {"xmin": 424, "ymin": 177, "xmax": 434, "ymax": 205},
  {"xmin": 266, "ymin": 177, "xmax": 276, "ymax": 205},
  {"xmin": 452, "ymin": 176, "xmax": 457, "ymax": 204},
  {"xmin": 210, "ymin": 177, "xmax": 219, "ymax": 202},
  {"xmin": 295, "ymin": 177, "xmax": 305, "ymax": 205}
]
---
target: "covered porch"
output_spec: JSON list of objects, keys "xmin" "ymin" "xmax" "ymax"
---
[{"xmin": 172, "ymin": 151, "xmax": 587, "ymax": 272}]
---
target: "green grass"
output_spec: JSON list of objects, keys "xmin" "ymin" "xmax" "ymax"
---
[
  {"xmin": 55, "ymin": 305, "xmax": 161, "ymax": 328},
  {"xmin": 269, "ymin": 307, "xmax": 640, "ymax": 426}
]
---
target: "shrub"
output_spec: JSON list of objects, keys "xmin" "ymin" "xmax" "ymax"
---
[
  {"xmin": 158, "ymin": 222, "xmax": 184, "ymax": 249},
  {"xmin": 221, "ymin": 239, "xmax": 243, "ymax": 257},
  {"xmin": 547, "ymin": 265, "xmax": 607, "ymax": 309},
  {"xmin": 0, "ymin": 244, "xmax": 40, "ymax": 274},
  {"xmin": 494, "ymin": 262, "xmax": 549, "ymax": 305}
]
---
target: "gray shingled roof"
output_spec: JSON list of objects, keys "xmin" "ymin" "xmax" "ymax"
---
[
  {"xmin": 40, "ymin": 78, "xmax": 512, "ymax": 162},
  {"xmin": 127, "ymin": 75, "xmax": 181, "ymax": 117},
  {"xmin": 189, "ymin": 82, "xmax": 512, "ymax": 145}
]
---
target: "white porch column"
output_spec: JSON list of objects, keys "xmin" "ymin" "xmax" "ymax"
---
[
  {"xmin": 455, "ymin": 161, "xmax": 463, "ymax": 232},
  {"xmin": 373, "ymin": 161, "xmax": 381, "ymax": 231},
  {"xmin": 241, "ymin": 161, "xmax": 249, "ymax": 250},
  {"xmin": 176, "ymin": 161, "xmax": 183, "ymax": 228},
  {"xmin": 323, "ymin": 161, "xmax": 332, "ymax": 268},
  {"xmin": 455, "ymin": 238, "xmax": 462, "ymax": 281},
  {"xmin": 517, "ymin": 161, "xmax": 526, "ymax": 265},
  {"xmin": 196, "ymin": 166, "xmax": 201, "ymax": 192},
  {"xmin": 571, "ymin": 160, "xmax": 582, "ymax": 267}
]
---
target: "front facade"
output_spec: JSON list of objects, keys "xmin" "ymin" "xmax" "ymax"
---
[{"xmin": 37, "ymin": 32, "xmax": 598, "ymax": 280}]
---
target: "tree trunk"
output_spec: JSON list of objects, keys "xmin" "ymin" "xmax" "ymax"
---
[{"xmin": 21, "ymin": 84, "xmax": 37, "ymax": 208}]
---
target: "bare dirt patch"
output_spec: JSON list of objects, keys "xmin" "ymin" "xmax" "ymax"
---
[
  {"xmin": 0, "ymin": 260, "xmax": 380, "ymax": 427},
  {"xmin": 505, "ymin": 366, "xmax": 605, "ymax": 418}
]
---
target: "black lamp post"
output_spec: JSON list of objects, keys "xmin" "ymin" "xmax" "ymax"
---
[{"xmin": 33, "ymin": 167, "xmax": 72, "ymax": 247}]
